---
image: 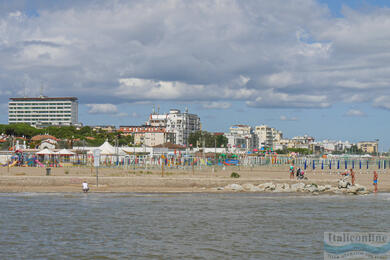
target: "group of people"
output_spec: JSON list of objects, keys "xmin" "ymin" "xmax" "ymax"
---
[
  {"xmin": 289, "ymin": 164, "xmax": 379, "ymax": 193},
  {"xmin": 341, "ymin": 168, "xmax": 378, "ymax": 193},
  {"xmin": 289, "ymin": 164, "xmax": 305, "ymax": 180}
]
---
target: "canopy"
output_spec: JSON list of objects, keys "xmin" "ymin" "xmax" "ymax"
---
[
  {"xmin": 99, "ymin": 141, "xmax": 116, "ymax": 155},
  {"xmin": 97, "ymin": 140, "xmax": 127, "ymax": 156},
  {"xmin": 56, "ymin": 149, "xmax": 75, "ymax": 155},
  {"xmin": 36, "ymin": 148, "xmax": 55, "ymax": 155}
]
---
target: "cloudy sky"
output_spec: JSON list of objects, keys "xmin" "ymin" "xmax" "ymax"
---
[{"xmin": 1, "ymin": 0, "xmax": 390, "ymax": 150}]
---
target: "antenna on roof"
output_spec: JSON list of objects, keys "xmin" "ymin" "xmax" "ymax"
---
[
  {"xmin": 152, "ymin": 104, "xmax": 155, "ymax": 114},
  {"xmin": 157, "ymin": 105, "xmax": 160, "ymax": 114}
]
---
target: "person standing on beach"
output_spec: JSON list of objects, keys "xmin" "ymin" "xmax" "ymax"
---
[
  {"xmin": 350, "ymin": 168, "xmax": 355, "ymax": 186},
  {"xmin": 289, "ymin": 163, "xmax": 295, "ymax": 179},
  {"xmin": 296, "ymin": 167, "xmax": 301, "ymax": 178},
  {"xmin": 82, "ymin": 181, "xmax": 89, "ymax": 193},
  {"xmin": 373, "ymin": 171, "xmax": 378, "ymax": 193}
]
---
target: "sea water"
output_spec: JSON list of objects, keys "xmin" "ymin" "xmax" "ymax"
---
[{"xmin": 0, "ymin": 192, "xmax": 389, "ymax": 259}]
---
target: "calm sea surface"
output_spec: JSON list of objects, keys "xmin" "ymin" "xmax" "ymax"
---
[{"xmin": 0, "ymin": 192, "xmax": 389, "ymax": 259}]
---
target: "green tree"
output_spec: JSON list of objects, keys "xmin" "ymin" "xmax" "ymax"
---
[
  {"xmin": 287, "ymin": 148, "xmax": 312, "ymax": 155},
  {"xmin": 188, "ymin": 131, "xmax": 227, "ymax": 148}
]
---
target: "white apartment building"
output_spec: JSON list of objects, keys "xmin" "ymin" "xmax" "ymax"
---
[
  {"xmin": 146, "ymin": 108, "xmax": 201, "ymax": 146},
  {"xmin": 8, "ymin": 97, "xmax": 78, "ymax": 126},
  {"xmin": 321, "ymin": 140, "xmax": 353, "ymax": 152},
  {"xmin": 255, "ymin": 125, "xmax": 283, "ymax": 149},
  {"xmin": 225, "ymin": 125, "xmax": 255, "ymax": 150}
]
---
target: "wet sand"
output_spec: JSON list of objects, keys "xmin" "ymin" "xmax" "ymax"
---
[{"xmin": 0, "ymin": 166, "xmax": 387, "ymax": 193}]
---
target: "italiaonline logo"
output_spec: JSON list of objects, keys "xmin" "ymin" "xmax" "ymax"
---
[{"xmin": 324, "ymin": 232, "xmax": 390, "ymax": 259}]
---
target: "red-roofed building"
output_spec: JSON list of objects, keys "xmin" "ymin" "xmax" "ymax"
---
[{"xmin": 31, "ymin": 134, "xmax": 59, "ymax": 142}]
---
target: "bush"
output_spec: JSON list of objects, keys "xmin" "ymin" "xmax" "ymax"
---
[{"xmin": 231, "ymin": 172, "xmax": 240, "ymax": 178}]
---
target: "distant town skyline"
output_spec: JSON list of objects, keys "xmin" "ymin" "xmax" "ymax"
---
[{"xmin": 0, "ymin": 0, "xmax": 390, "ymax": 150}]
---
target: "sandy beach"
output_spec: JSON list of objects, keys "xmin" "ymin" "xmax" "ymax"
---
[{"xmin": 0, "ymin": 165, "xmax": 387, "ymax": 193}]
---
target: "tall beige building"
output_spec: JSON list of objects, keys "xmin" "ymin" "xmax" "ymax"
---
[{"xmin": 255, "ymin": 125, "xmax": 283, "ymax": 149}]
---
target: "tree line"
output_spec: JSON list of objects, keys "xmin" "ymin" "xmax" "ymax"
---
[{"xmin": 0, "ymin": 124, "xmax": 134, "ymax": 149}]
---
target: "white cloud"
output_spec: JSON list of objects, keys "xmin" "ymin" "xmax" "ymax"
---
[
  {"xmin": 265, "ymin": 72, "xmax": 302, "ymax": 88},
  {"xmin": 115, "ymin": 112, "xmax": 128, "ymax": 117},
  {"xmin": 344, "ymin": 109, "xmax": 366, "ymax": 117},
  {"xmin": 86, "ymin": 104, "xmax": 118, "ymax": 114},
  {"xmin": 116, "ymin": 77, "xmax": 255, "ymax": 101},
  {"xmin": 373, "ymin": 96, "xmax": 390, "ymax": 110},
  {"xmin": 117, "ymin": 78, "xmax": 206, "ymax": 100},
  {"xmin": 246, "ymin": 89, "xmax": 330, "ymax": 108},
  {"xmin": 202, "ymin": 102, "xmax": 231, "ymax": 109},
  {"xmin": 280, "ymin": 115, "xmax": 298, "ymax": 121},
  {"xmin": 0, "ymin": 0, "xmax": 390, "ymax": 111}
]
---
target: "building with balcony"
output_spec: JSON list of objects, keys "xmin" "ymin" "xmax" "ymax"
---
[
  {"xmin": 225, "ymin": 125, "xmax": 255, "ymax": 151},
  {"xmin": 357, "ymin": 141, "xmax": 378, "ymax": 154},
  {"xmin": 8, "ymin": 96, "xmax": 78, "ymax": 126},
  {"xmin": 145, "ymin": 108, "xmax": 201, "ymax": 146},
  {"xmin": 255, "ymin": 125, "xmax": 283, "ymax": 149}
]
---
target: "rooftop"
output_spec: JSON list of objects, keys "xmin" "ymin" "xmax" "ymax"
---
[{"xmin": 10, "ymin": 97, "xmax": 78, "ymax": 101}]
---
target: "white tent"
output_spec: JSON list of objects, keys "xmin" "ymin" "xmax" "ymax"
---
[
  {"xmin": 98, "ymin": 141, "xmax": 116, "ymax": 155},
  {"xmin": 97, "ymin": 140, "xmax": 127, "ymax": 156},
  {"xmin": 56, "ymin": 149, "xmax": 75, "ymax": 155},
  {"xmin": 36, "ymin": 148, "xmax": 55, "ymax": 155}
]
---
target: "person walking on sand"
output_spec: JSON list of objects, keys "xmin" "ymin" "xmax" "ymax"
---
[
  {"xmin": 350, "ymin": 168, "xmax": 355, "ymax": 186},
  {"xmin": 82, "ymin": 181, "xmax": 89, "ymax": 193},
  {"xmin": 289, "ymin": 164, "xmax": 295, "ymax": 179},
  {"xmin": 373, "ymin": 171, "xmax": 378, "ymax": 193}
]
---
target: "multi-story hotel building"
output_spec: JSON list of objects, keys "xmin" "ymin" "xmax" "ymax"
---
[
  {"xmin": 8, "ymin": 96, "xmax": 78, "ymax": 126},
  {"xmin": 225, "ymin": 125, "xmax": 255, "ymax": 150},
  {"xmin": 255, "ymin": 125, "xmax": 283, "ymax": 149},
  {"xmin": 146, "ymin": 108, "xmax": 201, "ymax": 146}
]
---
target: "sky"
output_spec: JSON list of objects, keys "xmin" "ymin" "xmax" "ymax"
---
[{"xmin": 0, "ymin": 0, "xmax": 390, "ymax": 150}]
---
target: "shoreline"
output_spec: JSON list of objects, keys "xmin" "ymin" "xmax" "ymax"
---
[{"xmin": 0, "ymin": 166, "xmax": 386, "ymax": 194}]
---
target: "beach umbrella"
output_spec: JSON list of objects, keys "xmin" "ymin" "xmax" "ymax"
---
[
  {"xmin": 367, "ymin": 160, "xmax": 369, "ymax": 169},
  {"xmin": 304, "ymin": 160, "xmax": 307, "ymax": 170},
  {"xmin": 329, "ymin": 160, "xmax": 332, "ymax": 170},
  {"xmin": 384, "ymin": 160, "xmax": 386, "ymax": 169},
  {"xmin": 313, "ymin": 160, "xmax": 315, "ymax": 170},
  {"xmin": 359, "ymin": 160, "xmax": 362, "ymax": 169},
  {"xmin": 352, "ymin": 160, "xmax": 354, "ymax": 169},
  {"xmin": 337, "ymin": 160, "xmax": 340, "ymax": 169},
  {"xmin": 378, "ymin": 160, "xmax": 381, "ymax": 169},
  {"xmin": 344, "ymin": 160, "xmax": 347, "ymax": 169},
  {"xmin": 321, "ymin": 160, "xmax": 324, "ymax": 170}
]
